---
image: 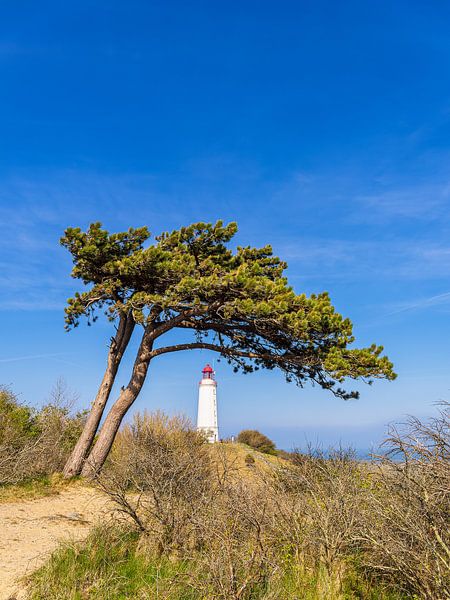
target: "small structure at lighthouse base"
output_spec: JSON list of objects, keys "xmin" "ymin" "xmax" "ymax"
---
[{"xmin": 197, "ymin": 364, "xmax": 219, "ymax": 443}]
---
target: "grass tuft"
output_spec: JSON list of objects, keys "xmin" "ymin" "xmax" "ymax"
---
[
  {"xmin": 29, "ymin": 526, "xmax": 196, "ymax": 600},
  {"xmin": 0, "ymin": 473, "xmax": 77, "ymax": 503}
]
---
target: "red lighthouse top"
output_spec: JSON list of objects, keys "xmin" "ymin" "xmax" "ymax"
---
[{"xmin": 202, "ymin": 364, "xmax": 214, "ymax": 379}]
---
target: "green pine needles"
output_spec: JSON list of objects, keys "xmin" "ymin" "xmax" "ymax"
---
[{"xmin": 62, "ymin": 219, "xmax": 395, "ymax": 398}]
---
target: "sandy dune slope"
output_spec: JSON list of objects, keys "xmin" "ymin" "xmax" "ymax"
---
[{"xmin": 0, "ymin": 487, "xmax": 110, "ymax": 600}]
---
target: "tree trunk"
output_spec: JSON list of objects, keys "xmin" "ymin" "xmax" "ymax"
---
[
  {"xmin": 63, "ymin": 313, "xmax": 135, "ymax": 478},
  {"xmin": 81, "ymin": 327, "xmax": 154, "ymax": 478}
]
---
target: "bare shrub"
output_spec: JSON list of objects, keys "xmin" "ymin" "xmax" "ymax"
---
[
  {"xmin": 96, "ymin": 411, "xmax": 214, "ymax": 556},
  {"xmin": 361, "ymin": 403, "xmax": 450, "ymax": 599},
  {"xmin": 191, "ymin": 477, "xmax": 278, "ymax": 600},
  {"xmin": 271, "ymin": 447, "xmax": 367, "ymax": 595}
]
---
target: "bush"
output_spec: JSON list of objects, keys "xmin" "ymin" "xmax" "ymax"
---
[
  {"xmin": 360, "ymin": 403, "xmax": 450, "ymax": 599},
  {"xmin": 245, "ymin": 453, "xmax": 256, "ymax": 467},
  {"xmin": 272, "ymin": 447, "xmax": 367, "ymax": 596},
  {"xmin": 0, "ymin": 380, "xmax": 86, "ymax": 485},
  {"xmin": 0, "ymin": 386, "xmax": 39, "ymax": 443},
  {"xmin": 237, "ymin": 429, "xmax": 277, "ymax": 455},
  {"xmin": 96, "ymin": 411, "xmax": 214, "ymax": 556},
  {"xmin": 192, "ymin": 478, "xmax": 278, "ymax": 599}
]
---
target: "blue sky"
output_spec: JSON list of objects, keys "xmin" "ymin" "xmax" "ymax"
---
[{"xmin": 1, "ymin": 1, "xmax": 449, "ymax": 451}]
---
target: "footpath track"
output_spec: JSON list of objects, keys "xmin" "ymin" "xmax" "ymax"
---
[{"xmin": 0, "ymin": 486, "xmax": 111, "ymax": 600}]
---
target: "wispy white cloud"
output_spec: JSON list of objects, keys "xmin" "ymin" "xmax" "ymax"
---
[
  {"xmin": 1, "ymin": 164, "xmax": 450, "ymax": 313},
  {"xmin": 0, "ymin": 353, "xmax": 66, "ymax": 364},
  {"xmin": 385, "ymin": 291, "xmax": 450, "ymax": 316},
  {"xmin": 280, "ymin": 238, "xmax": 450, "ymax": 282},
  {"xmin": 354, "ymin": 183, "xmax": 450, "ymax": 223},
  {"xmin": 0, "ymin": 169, "xmax": 168, "ymax": 310},
  {"xmin": 0, "ymin": 298, "xmax": 65, "ymax": 311}
]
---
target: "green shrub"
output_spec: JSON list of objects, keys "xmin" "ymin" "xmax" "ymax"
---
[
  {"xmin": 0, "ymin": 381, "xmax": 86, "ymax": 485},
  {"xmin": 237, "ymin": 429, "xmax": 277, "ymax": 455},
  {"xmin": 0, "ymin": 387, "xmax": 39, "ymax": 445}
]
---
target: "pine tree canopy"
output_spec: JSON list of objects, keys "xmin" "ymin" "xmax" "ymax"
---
[
  {"xmin": 62, "ymin": 220, "xmax": 396, "ymax": 400},
  {"xmin": 61, "ymin": 222, "xmax": 150, "ymax": 328}
]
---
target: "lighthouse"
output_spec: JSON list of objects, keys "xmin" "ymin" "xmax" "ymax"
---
[{"xmin": 197, "ymin": 364, "xmax": 219, "ymax": 443}]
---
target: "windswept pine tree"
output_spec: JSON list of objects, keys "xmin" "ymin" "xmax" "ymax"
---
[
  {"xmin": 61, "ymin": 223, "xmax": 150, "ymax": 477},
  {"xmin": 61, "ymin": 221, "xmax": 396, "ymax": 478}
]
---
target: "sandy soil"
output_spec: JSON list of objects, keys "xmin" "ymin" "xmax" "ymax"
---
[{"xmin": 0, "ymin": 486, "xmax": 111, "ymax": 600}]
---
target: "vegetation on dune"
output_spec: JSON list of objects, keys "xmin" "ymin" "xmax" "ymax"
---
[
  {"xmin": 29, "ymin": 525, "xmax": 405, "ymax": 600},
  {"xmin": 60, "ymin": 220, "xmax": 395, "ymax": 478},
  {"xmin": 0, "ymin": 380, "xmax": 86, "ymax": 487},
  {"xmin": 236, "ymin": 429, "xmax": 277, "ymax": 455},
  {"xmin": 28, "ymin": 405, "xmax": 449, "ymax": 600}
]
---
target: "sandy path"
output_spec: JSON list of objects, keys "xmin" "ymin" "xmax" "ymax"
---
[{"xmin": 0, "ymin": 486, "xmax": 111, "ymax": 600}]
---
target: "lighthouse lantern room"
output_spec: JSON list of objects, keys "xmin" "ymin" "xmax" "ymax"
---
[{"xmin": 197, "ymin": 364, "xmax": 219, "ymax": 443}]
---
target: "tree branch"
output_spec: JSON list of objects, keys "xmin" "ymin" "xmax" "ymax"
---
[{"xmin": 150, "ymin": 341, "xmax": 302, "ymax": 364}]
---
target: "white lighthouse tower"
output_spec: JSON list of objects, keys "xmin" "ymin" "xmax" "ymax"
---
[{"xmin": 197, "ymin": 364, "xmax": 219, "ymax": 443}]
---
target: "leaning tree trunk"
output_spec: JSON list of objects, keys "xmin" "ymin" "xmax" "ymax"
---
[
  {"xmin": 81, "ymin": 328, "xmax": 154, "ymax": 478},
  {"xmin": 63, "ymin": 313, "xmax": 135, "ymax": 478}
]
